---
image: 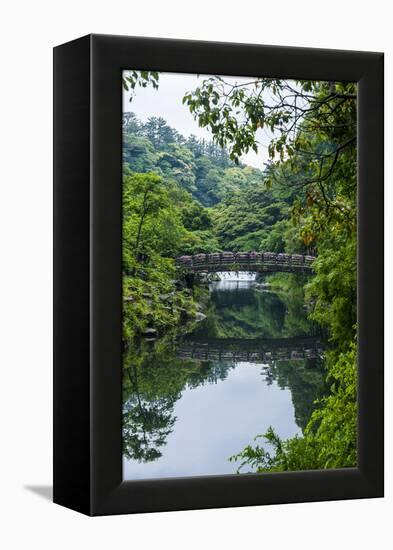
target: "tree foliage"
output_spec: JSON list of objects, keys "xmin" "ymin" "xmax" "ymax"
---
[
  {"xmin": 231, "ymin": 342, "xmax": 357, "ymax": 472},
  {"xmin": 122, "ymin": 112, "xmax": 261, "ymax": 205},
  {"xmin": 183, "ymin": 75, "xmax": 358, "ymax": 471},
  {"xmin": 122, "ymin": 70, "xmax": 159, "ymax": 99},
  {"xmin": 122, "ymin": 170, "xmax": 216, "ymax": 340}
]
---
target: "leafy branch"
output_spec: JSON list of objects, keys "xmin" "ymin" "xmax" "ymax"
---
[{"xmin": 123, "ymin": 70, "xmax": 159, "ymax": 101}]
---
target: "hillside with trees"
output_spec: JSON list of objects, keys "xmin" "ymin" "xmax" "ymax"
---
[{"xmin": 122, "ymin": 112, "xmax": 307, "ymax": 341}]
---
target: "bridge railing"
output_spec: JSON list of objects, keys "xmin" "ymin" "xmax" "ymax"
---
[
  {"xmin": 175, "ymin": 251, "xmax": 315, "ymax": 269},
  {"xmin": 176, "ymin": 344, "xmax": 322, "ymax": 362}
]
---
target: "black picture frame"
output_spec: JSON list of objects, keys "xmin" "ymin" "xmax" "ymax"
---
[{"xmin": 53, "ymin": 34, "xmax": 384, "ymax": 516}]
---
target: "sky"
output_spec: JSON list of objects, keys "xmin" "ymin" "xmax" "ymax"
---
[{"xmin": 122, "ymin": 71, "xmax": 275, "ymax": 168}]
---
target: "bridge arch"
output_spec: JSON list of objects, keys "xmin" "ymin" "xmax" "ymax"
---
[
  {"xmin": 176, "ymin": 336, "xmax": 323, "ymax": 363},
  {"xmin": 176, "ymin": 251, "xmax": 315, "ymax": 275}
]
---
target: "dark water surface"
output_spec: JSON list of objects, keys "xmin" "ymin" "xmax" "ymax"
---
[{"xmin": 123, "ymin": 274, "xmax": 326, "ymax": 480}]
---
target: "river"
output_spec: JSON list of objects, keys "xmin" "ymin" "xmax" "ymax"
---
[{"xmin": 123, "ymin": 272, "xmax": 326, "ymax": 480}]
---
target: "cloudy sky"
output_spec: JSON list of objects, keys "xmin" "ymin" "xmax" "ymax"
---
[{"xmin": 122, "ymin": 71, "xmax": 275, "ymax": 168}]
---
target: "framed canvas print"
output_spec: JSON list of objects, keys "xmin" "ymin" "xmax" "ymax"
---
[{"xmin": 53, "ymin": 34, "xmax": 384, "ymax": 516}]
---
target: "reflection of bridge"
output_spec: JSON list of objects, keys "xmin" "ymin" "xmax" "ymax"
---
[
  {"xmin": 176, "ymin": 252, "xmax": 315, "ymax": 274},
  {"xmin": 176, "ymin": 336, "xmax": 324, "ymax": 363}
]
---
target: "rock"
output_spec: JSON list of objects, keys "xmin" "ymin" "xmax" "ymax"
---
[
  {"xmin": 254, "ymin": 282, "xmax": 271, "ymax": 289},
  {"xmin": 195, "ymin": 312, "xmax": 207, "ymax": 322},
  {"xmin": 179, "ymin": 307, "xmax": 191, "ymax": 320},
  {"xmin": 159, "ymin": 294, "xmax": 170, "ymax": 301},
  {"xmin": 170, "ymin": 279, "xmax": 185, "ymax": 289},
  {"xmin": 142, "ymin": 327, "xmax": 157, "ymax": 336}
]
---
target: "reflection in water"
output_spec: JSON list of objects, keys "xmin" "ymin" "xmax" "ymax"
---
[{"xmin": 123, "ymin": 273, "xmax": 327, "ymax": 480}]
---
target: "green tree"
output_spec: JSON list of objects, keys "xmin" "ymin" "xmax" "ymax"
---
[
  {"xmin": 122, "ymin": 70, "xmax": 159, "ymax": 99},
  {"xmin": 123, "ymin": 364, "xmax": 177, "ymax": 462}
]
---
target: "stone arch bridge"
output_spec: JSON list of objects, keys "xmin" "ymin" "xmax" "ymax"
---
[{"xmin": 176, "ymin": 251, "xmax": 315, "ymax": 274}]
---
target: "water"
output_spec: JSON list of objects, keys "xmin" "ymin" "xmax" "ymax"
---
[{"xmin": 123, "ymin": 273, "xmax": 326, "ymax": 480}]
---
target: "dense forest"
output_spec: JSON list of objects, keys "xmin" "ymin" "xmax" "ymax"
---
[
  {"xmin": 122, "ymin": 73, "xmax": 357, "ymax": 472},
  {"xmin": 122, "ymin": 112, "xmax": 313, "ymax": 337}
]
